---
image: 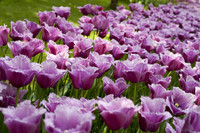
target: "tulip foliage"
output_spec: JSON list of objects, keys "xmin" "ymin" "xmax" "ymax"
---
[{"xmin": 0, "ymin": 2, "xmax": 200, "ymax": 133}]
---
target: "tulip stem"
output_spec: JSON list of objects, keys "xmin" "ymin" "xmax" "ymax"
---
[
  {"xmin": 1, "ymin": 47, "xmax": 5, "ymax": 57},
  {"xmin": 15, "ymin": 88, "xmax": 20, "ymax": 107},
  {"xmin": 167, "ymin": 71, "xmax": 172, "ymax": 77},
  {"xmin": 133, "ymin": 83, "xmax": 137, "ymax": 103},
  {"xmin": 37, "ymin": 89, "xmax": 45, "ymax": 108}
]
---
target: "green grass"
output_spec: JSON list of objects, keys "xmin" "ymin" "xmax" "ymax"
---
[{"xmin": 0, "ymin": 0, "xmax": 130, "ymax": 26}]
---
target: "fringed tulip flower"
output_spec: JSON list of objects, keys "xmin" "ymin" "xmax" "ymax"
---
[
  {"xmin": 88, "ymin": 52, "xmax": 114, "ymax": 78},
  {"xmin": 36, "ymin": 61, "xmax": 66, "ymax": 89},
  {"xmin": 160, "ymin": 51, "xmax": 185, "ymax": 71},
  {"xmin": 44, "ymin": 104, "xmax": 95, "ymax": 133},
  {"xmin": 37, "ymin": 11, "xmax": 56, "ymax": 26},
  {"xmin": 103, "ymin": 77, "xmax": 129, "ymax": 97},
  {"xmin": 92, "ymin": 15, "xmax": 109, "ymax": 32},
  {"xmin": 0, "ymin": 25, "xmax": 9, "ymax": 46},
  {"xmin": 8, "ymin": 38, "xmax": 44, "ymax": 59},
  {"xmin": 79, "ymin": 23, "xmax": 94, "ymax": 36},
  {"xmin": 0, "ymin": 56, "xmax": 11, "ymax": 81},
  {"xmin": 73, "ymin": 38, "xmax": 93, "ymax": 58},
  {"xmin": 98, "ymin": 95, "xmax": 140, "ymax": 130},
  {"xmin": 3, "ymin": 55, "xmax": 40, "ymax": 88},
  {"xmin": 138, "ymin": 96, "xmax": 172, "ymax": 132},
  {"xmin": 0, "ymin": 81, "xmax": 27, "ymax": 107},
  {"xmin": 148, "ymin": 83, "xmax": 172, "ymax": 99},
  {"xmin": 78, "ymin": 4, "xmax": 103, "ymax": 15},
  {"xmin": 25, "ymin": 19, "xmax": 41, "ymax": 38},
  {"xmin": 1, "ymin": 100, "xmax": 46, "ymax": 133},
  {"xmin": 42, "ymin": 23, "xmax": 63, "ymax": 42},
  {"xmin": 166, "ymin": 87, "xmax": 196, "ymax": 116},
  {"xmin": 93, "ymin": 37, "xmax": 113, "ymax": 55},
  {"xmin": 41, "ymin": 93, "xmax": 96, "ymax": 113},
  {"xmin": 52, "ymin": 6, "xmax": 71, "ymax": 20},
  {"xmin": 68, "ymin": 64, "xmax": 98, "ymax": 90},
  {"xmin": 10, "ymin": 21, "xmax": 33, "ymax": 41}
]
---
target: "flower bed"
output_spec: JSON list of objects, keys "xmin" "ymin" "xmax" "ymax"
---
[{"xmin": 0, "ymin": 2, "xmax": 200, "ymax": 133}]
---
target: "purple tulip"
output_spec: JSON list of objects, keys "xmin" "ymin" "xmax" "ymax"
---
[
  {"xmin": 160, "ymin": 51, "xmax": 186, "ymax": 71},
  {"xmin": 0, "ymin": 25, "xmax": 9, "ymax": 46},
  {"xmin": 98, "ymin": 95, "xmax": 139, "ymax": 130},
  {"xmin": 88, "ymin": 52, "xmax": 114, "ymax": 78},
  {"xmin": 138, "ymin": 96, "xmax": 172, "ymax": 132},
  {"xmin": 42, "ymin": 23, "xmax": 63, "ymax": 42},
  {"xmin": 166, "ymin": 107, "xmax": 200, "ymax": 133},
  {"xmin": 0, "ymin": 81, "xmax": 27, "ymax": 107},
  {"xmin": 37, "ymin": 11, "xmax": 56, "ymax": 26},
  {"xmin": 41, "ymin": 93, "xmax": 97, "ymax": 113},
  {"xmin": 78, "ymin": 4, "xmax": 103, "ymax": 15},
  {"xmin": 46, "ymin": 40, "xmax": 69, "ymax": 69},
  {"xmin": 25, "ymin": 19, "xmax": 42, "ymax": 38},
  {"xmin": 44, "ymin": 104, "xmax": 95, "ymax": 133},
  {"xmin": 179, "ymin": 75, "xmax": 200, "ymax": 94},
  {"xmin": 10, "ymin": 21, "xmax": 33, "ymax": 41},
  {"xmin": 55, "ymin": 17, "xmax": 82, "ymax": 34},
  {"xmin": 110, "ymin": 39, "xmax": 128, "ymax": 60},
  {"xmin": 147, "ymin": 75, "xmax": 171, "ymax": 88},
  {"xmin": 3, "ymin": 55, "xmax": 40, "ymax": 88},
  {"xmin": 148, "ymin": 83, "xmax": 172, "ymax": 99},
  {"xmin": 52, "ymin": 6, "xmax": 71, "ymax": 20},
  {"xmin": 62, "ymin": 31, "xmax": 84, "ymax": 49},
  {"xmin": 129, "ymin": 3, "xmax": 144, "ymax": 12},
  {"xmin": 195, "ymin": 87, "xmax": 200, "ymax": 105},
  {"xmin": 36, "ymin": 61, "xmax": 66, "ymax": 88},
  {"xmin": 166, "ymin": 87, "xmax": 196, "ymax": 116},
  {"xmin": 92, "ymin": 15, "xmax": 109, "ymax": 32},
  {"xmin": 93, "ymin": 37, "xmax": 113, "ymax": 55},
  {"xmin": 79, "ymin": 23, "xmax": 94, "ymax": 36},
  {"xmin": 103, "ymin": 77, "xmax": 129, "ymax": 97},
  {"xmin": 1, "ymin": 100, "xmax": 46, "ymax": 133},
  {"xmin": 73, "ymin": 38, "xmax": 93, "ymax": 58},
  {"xmin": 0, "ymin": 56, "xmax": 11, "ymax": 81},
  {"xmin": 68, "ymin": 64, "xmax": 98, "ymax": 90},
  {"xmin": 8, "ymin": 38, "xmax": 44, "ymax": 58},
  {"xmin": 79, "ymin": 16, "xmax": 92, "ymax": 23}
]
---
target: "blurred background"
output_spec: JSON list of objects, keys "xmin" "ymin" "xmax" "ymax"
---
[{"xmin": 0, "ymin": 0, "xmax": 184, "ymax": 26}]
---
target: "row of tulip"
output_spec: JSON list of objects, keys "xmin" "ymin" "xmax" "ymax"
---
[{"xmin": 0, "ymin": 2, "xmax": 200, "ymax": 133}]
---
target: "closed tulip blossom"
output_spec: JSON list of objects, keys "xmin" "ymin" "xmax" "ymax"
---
[
  {"xmin": 3, "ymin": 55, "xmax": 40, "ymax": 88},
  {"xmin": 8, "ymin": 38, "xmax": 45, "ymax": 59},
  {"xmin": 52, "ymin": 6, "xmax": 71, "ymax": 20},
  {"xmin": 73, "ymin": 38, "xmax": 93, "ymax": 58},
  {"xmin": 1, "ymin": 100, "xmax": 46, "ymax": 133},
  {"xmin": 138, "ymin": 96, "xmax": 172, "ymax": 132},
  {"xmin": 37, "ymin": 11, "xmax": 56, "ymax": 26},
  {"xmin": 103, "ymin": 77, "xmax": 129, "ymax": 97},
  {"xmin": 98, "ymin": 95, "xmax": 140, "ymax": 130},
  {"xmin": 10, "ymin": 21, "xmax": 33, "ymax": 41},
  {"xmin": 0, "ymin": 25, "xmax": 9, "ymax": 46},
  {"xmin": 68, "ymin": 64, "xmax": 98, "ymax": 90},
  {"xmin": 0, "ymin": 81, "xmax": 27, "ymax": 107},
  {"xmin": 44, "ymin": 104, "xmax": 95, "ymax": 133},
  {"xmin": 42, "ymin": 23, "xmax": 63, "ymax": 42},
  {"xmin": 166, "ymin": 87, "xmax": 196, "ymax": 116},
  {"xmin": 88, "ymin": 52, "xmax": 114, "ymax": 78},
  {"xmin": 93, "ymin": 37, "xmax": 113, "ymax": 55},
  {"xmin": 36, "ymin": 61, "xmax": 66, "ymax": 89}
]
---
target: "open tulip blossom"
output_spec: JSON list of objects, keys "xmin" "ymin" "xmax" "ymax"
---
[{"xmin": 0, "ymin": 1, "xmax": 200, "ymax": 133}]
